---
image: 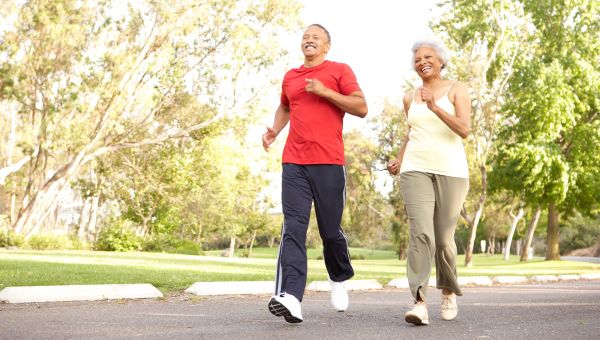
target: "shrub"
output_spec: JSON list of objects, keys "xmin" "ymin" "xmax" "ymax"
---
[
  {"xmin": 0, "ymin": 228, "xmax": 25, "ymax": 248},
  {"xmin": 68, "ymin": 234, "xmax": 91, "ymax": 250},
  {"xmin": 142, "ymin": 235, "xmax": 203, "ymax": 255},
  {"xmin": 96, "ymin": 221, "xmax": 141, "ymax": 252},
  {"xmin": 28, "ymin": 233, "xmax": 72, "ymax": 250}
]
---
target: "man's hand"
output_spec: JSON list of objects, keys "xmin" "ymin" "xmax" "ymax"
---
[
  {"xmin": 262, "ymin": 127, "xmax": 277, "ymax": 152},
  {"xmin": 305, "ymin": 78, "xmax": 329, "ymax": 97},
  {"xmin": 387, "ymin": 158, "xmax": 401, "ymax": 175}
]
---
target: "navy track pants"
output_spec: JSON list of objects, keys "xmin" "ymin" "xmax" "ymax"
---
[{"xmin": 274, "ymin": 163, "xmax": 354, "ymax": 301}]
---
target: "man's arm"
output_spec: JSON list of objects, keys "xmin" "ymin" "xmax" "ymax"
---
[
  {"xmin": 305, "ymin": 79, "xmax": 368, "ymax": 117},
  {"xmin": 262, "ymin": 103, "xmax": 290, "ymax": 151}
]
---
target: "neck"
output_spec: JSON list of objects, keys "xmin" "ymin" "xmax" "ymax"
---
[
  {"xmin": 422, "ymin": 76, "xmax": 444, "ymax": 88},
  {"xmin": 304, "ymin": 55, "xmax": 327, "ymax": 68}
]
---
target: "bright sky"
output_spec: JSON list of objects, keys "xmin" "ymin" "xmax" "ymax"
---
[{"xmin": 297, "ymin": 0, "xmax": 440, "ymax": 128}]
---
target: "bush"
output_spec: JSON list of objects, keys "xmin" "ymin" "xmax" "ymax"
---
[
  {"xmin": 96, "ymin": 221, "xmax": 141, "ymax": 252},
  {"xmin": 350, "ymin": 253, "xmax": 366, "ymax": 260},
  {"xmin": 560, "ymin": 216, "xmax": 600, "ymax": 254},
  {"xmin": 28, "ymin": 233, "xmax": 72, "ymax": 250},
  {"xmin": 142, "ymin": 235, "xmax": 203, "ymax": 255},
  {"xmin": 68, "ymin": 234, "xmax": 91, "ymax": 250},
  {"xmin": 0, "ymin": 228, "xmax": 25, "ymax": 248}
]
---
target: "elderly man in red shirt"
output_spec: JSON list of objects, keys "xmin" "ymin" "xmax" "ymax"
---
[{"xmin": 262, "ymin": 23, "xmax": 368, "ymax": 323}]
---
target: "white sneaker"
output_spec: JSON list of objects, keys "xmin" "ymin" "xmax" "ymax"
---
[
  {"xmin": 441, "ymin": 293, "xmax": 458, "ymax": 320},
  {"xmin": 405, "ymin": 303, "xmax": 429, "ymax": 325},
  {"xmin": 268, "ymin": 293, "xmax": 303, "ymax": 323},
  {"xmin": 330, "ymin": 280, "xmax": 349, "ymax": 312}
]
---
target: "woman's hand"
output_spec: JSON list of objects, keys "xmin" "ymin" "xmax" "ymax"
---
[
  {"xmin": 387, "ymin": 158, "xmax": 401, "ymax": 175},
  {"xmin": 420, "ymin": 87, "xmax": 438, "ymax": 111}
]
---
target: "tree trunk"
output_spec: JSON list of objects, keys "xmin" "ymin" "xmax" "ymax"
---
[
  {"xmin": 504, "ymin": 206, "xmax": 524, "ymax": 260},
  {"xmin": 521, "ymin": 207, "xmax": 542, "ymax": 261},
  {"xmin": 268, "ymin": 235, "xmax": 275, "ymax": 248},
  {"xmin": 398, "ymin": 243, "xmax": 407, "ymax": 260},
  {"xmin": 10, "ymin": 193, "xmax": 17, "ymax": 225},
  {"xmin": 487, "ymin": 235, "xmax": 496, "ymax": 255},
  {"xmin": 78, "ymin": 198, "xmax": 92, "ymax": 239},
  {"xmin": 464, "ymin": 204, "xmax": 484, "ymax": 267},
  {"xmin": 228, "ymin": 236, "xmax": 236, "ymax": 258},
  {"xmin": 247, "ymin": 230, "xmax": 257, "ymax": 258},
  {"xmin": 546, "ymin": 203, "xmax": 561, "ymax": 260},
  {"xmin": 463, "ymin": 165, "xmax": 487, "ymax": 267},
  {"xmin": 194, "ymin": 224, "xmax": 203, "ymax": 247},
  {"xmin": 14, "ymin": 150, "xmax": 87, "ymax": 237},
  {"xmin": 86, "ymin": 196, "xmax": 99, "ymax": 241}
]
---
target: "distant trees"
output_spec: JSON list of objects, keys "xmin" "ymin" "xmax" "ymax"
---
[{"xmin": 0, "ymin": 0, "xmax": 301, "ymax": 248}]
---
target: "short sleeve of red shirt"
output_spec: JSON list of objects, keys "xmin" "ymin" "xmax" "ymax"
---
[{"xmin": 338, "ymin": 63, "xmax": 361, "ymax": 95}]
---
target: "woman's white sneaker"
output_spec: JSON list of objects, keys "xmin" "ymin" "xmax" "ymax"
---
[
  {"xmin": 330, "ymin": 280, "xmax": 349, "ymax": 312},
  {"xmin": 441, "ymin": 293, "xmax": 458, "ymax": 320},
  {"xmin": 405, "ymin": 303, "xmax": 429, "ymax": 325},
  {"xmin": 268, "ymin": 293, "xmax": 303, "ymax": 323}
]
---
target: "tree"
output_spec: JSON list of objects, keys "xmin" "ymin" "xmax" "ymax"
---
[
  {"xmin": 432, "ymin": 0, "xmax": 530, "ymax": 266},
  {"xmin": 342, "ymin": 130, "xmax": 389, "ymax": 248},
  {"xmin": 491, "ymin": 0, "xmax": 600, "ymax": 260},
  {"xmin": 0, "ymin": 0, "xmax": 302, "ymax": 237},
  {"xmin": 373, "ymin": 100, "xmax": 410, "ymax": 258}
]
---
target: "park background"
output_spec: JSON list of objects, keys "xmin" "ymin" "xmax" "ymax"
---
[{"xmin": 0, "ymin": 0, "xmax": 599, "ymax": 288}]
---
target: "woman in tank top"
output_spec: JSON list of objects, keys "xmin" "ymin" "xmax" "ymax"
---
[{"xmin": 387, "ymin": 38, "xmax": 471, "ymax": 326}]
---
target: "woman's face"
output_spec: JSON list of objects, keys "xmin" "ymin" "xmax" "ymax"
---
[{"xmin": 414, "ymin": 47, "xmax": 443, "ymax": 79}]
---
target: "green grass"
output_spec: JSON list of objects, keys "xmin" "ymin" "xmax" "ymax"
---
[{"xmin": 1, "ymin": 248, "xmax": 599, "ymax": 293}]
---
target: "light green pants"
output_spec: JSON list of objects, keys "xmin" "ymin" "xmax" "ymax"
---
[{"xmin": 400, "ymin": 171, "xmax": 469, "ymax": 302}]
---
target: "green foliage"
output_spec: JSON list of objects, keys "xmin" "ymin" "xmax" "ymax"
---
[
  {"xmin": 0, "ymin": 228, "xmax": 25, "ymax": 248},
  {"xmin": 0, "ymin": 0, "xmax": 302, "ymax": 237},
  {"xmin": 343, "ymin": 130, "xmax": 390, "ymax": 248},
  {"xmin": 27, "ymin": 233, "xmax": 72, "ymax": 250},
  {"xmin": 142, "ymin": 235, "xmax": 203, "ymax": 255},
  {"xmin": 490, "ymin": 0, "xmax": 600, "ymax": 213},
  {"xmin": 95, "ymin": 221, "xmax": 142, "ymax": 252},
  {"xmin": 560, "ymin": 215, "xmax": 600, "ymax": 254},
  {"xmin": 490, "ymin": 143, "xmax": 570, "ymax": 206}
]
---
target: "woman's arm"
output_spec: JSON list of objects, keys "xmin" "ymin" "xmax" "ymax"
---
[
  {"xmin": 387, "ymin": 93, "xmax": 412, "ymax": 175},
  {"xmin": 422, "ymin": 82, "xmax": 471, "ymax": 138}
]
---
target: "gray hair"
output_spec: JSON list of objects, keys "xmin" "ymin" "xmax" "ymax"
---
[{"xmin": 411, "ymin": 38, "xmax": 450, "ymax": 70}]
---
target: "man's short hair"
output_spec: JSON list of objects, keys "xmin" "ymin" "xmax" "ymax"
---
[{"xmin": 307, "ymin": 24, "xmax": 331, "ymax": 43}]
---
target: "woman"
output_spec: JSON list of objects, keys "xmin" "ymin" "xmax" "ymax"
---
[{"xmin": 387, "ymin": 39, "xmax": 471, "ymax": 326}]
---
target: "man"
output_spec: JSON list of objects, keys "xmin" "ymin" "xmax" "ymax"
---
[{"xmin": 262, "ymin": 24, "xmax": 368, "ymax": 323}]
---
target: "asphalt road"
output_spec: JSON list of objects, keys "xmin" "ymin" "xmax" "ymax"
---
[{"xmin": 1, "ymin": 280, "xmax": 599, "ymax": 340}]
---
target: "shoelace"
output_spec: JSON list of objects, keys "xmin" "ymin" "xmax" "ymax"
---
[{"xmin": 441, "ymin": 296, "xmax": 456, "ymax": 310}]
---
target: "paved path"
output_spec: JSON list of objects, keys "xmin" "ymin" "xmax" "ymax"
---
[
  {"xmin": 562, "ymin": 256, "xmax": 600, "ymax": 264},
  {"xmin": 1, "ymin": 280, "xmax": 599, "ymax": 340}
]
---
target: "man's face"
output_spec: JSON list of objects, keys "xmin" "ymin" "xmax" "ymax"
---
[{"xmin": 301, "ymin": 26, "xmax": 330, "ymax": 58}]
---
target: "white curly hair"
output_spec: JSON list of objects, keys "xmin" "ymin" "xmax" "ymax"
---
[{"xmin": 411, "ymin": 38, "xmax": 450, "ymax": 70}]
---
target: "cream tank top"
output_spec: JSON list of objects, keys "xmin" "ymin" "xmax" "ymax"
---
[{"xmin": 399, "ymin": 83, "xmax": 469, "ymax": 178}]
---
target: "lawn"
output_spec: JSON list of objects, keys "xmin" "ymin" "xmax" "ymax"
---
[{"xmin": 1, "ymin": 248, "xmax": 599, "ymax": 293}]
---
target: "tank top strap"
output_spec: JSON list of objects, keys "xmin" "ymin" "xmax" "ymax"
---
[{"xmin": 444, "ymin": 81, "xmax": 457, "ymax": 97}]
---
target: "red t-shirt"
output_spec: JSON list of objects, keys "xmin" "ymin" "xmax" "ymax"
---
[{"xmin": 280, "ymin": 61, "xmax": 362, "ymax": 165}]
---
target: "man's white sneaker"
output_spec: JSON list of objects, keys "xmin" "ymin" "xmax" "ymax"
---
[
  {"xmin": 268, "ymin": 293, "xmax": 303, "ymax": 323},
  {"xmin": 330, "ymin": 280, "xmax": 349, "ymax": 312},
  {"xmin": 441, "ymin": 293, "xmax": 458, "ymax": 320},
  {"xmin": 405, "ymin": 303, "xmax": 429, "ymax": 325}
]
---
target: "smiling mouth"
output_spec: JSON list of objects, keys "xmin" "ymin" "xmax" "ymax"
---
[
  {"xmin": 304, "ymin": 44, "xmax": 316, "ymax": 49},
  {"xmin": 421, "ymin": 66, "xmax": 432, "ymax": 72}
]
